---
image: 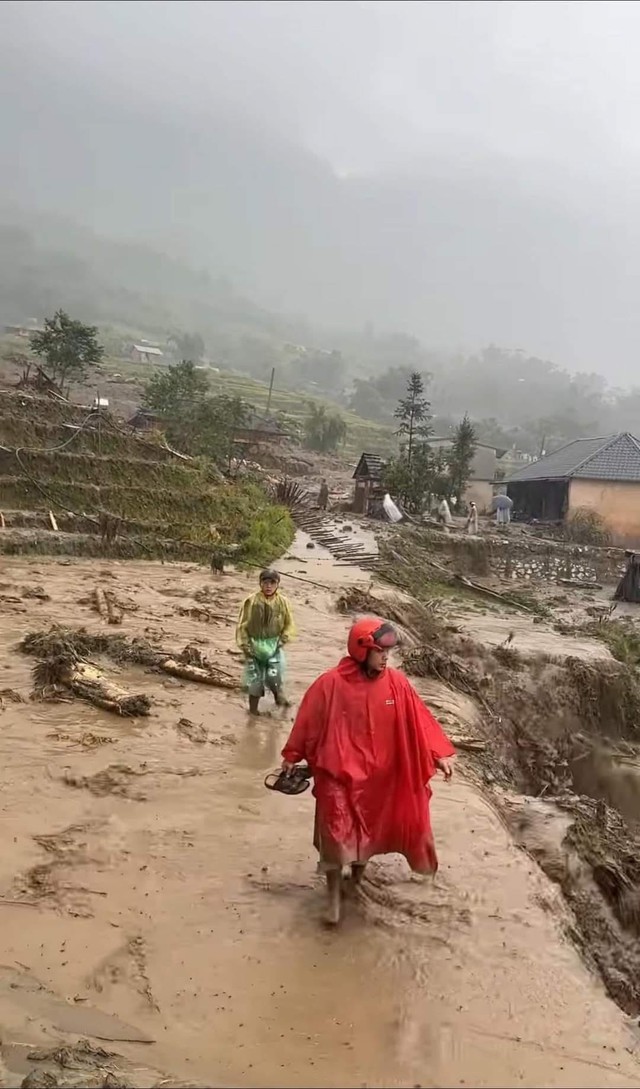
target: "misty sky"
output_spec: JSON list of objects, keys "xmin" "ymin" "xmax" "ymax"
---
[
  {"xmin": 9, "ymin": 0, "xmax": 640, "ymax": 175},
  {"xmin": 4, "ymin": 0, "xmax": 640, "ymax": 378}
]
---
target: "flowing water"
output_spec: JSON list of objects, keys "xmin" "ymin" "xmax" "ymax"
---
[{"xmin": 0, "ymin": 539, "xmax": 637, "ymax": 1087}]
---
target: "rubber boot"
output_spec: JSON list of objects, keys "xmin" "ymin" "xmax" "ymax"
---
[
  {"xmin": 248, "ymin": 695, "xmax": 260, "ymax": 716},
  {"xmin": 274, "ymin": 689, "xmax": 291, "ymax": 708},
  {"xmin": 324, "ymin": 870, "xmax": 342, "ymax": 926},
  {"xmin": 351, "ymin": 862, "xmax": 366, "ymax": 887}
]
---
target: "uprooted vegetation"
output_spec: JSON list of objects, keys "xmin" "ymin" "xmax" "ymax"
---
[
  {"xmin": 338, "ymin": 580, "xmax": 640, "ymax": 1016},
  {"xmin": 0, "ymin": 389, "xmax": 294, "ymax": 564},
  {"xmin": 20, "ymin": 625, "xmax": 239, "ymax": 715},
  {"xmin": 375, "ymin": 529, "xmax": 552, "ymax": 617}
]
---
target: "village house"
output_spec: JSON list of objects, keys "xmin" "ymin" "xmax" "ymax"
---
[
  {"xmin": 233, "ymin": 412, "xmax": 287, "ymax": 449},
  {"xmin": 128, "ymin": 407, "xmax": 161, "ymax": 432},
  {"xmin": 506, "ymin": 432, "xmax": 640, "ymax": 546},
  {"xmin": 425, "ymin": 437, "xmax": 507, "ymax": 511},
  {"xmin": 352, "ymin": 452, "xmax": 386, "ymax": 514},
  {"xmin": 131, "ymin": 343, "xmax": 164, "ymax": 364}
]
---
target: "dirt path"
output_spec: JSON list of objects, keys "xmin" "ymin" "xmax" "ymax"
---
[{"xmin": 0, "ymin": 544, "xmax": 637, "ymax": 1087}]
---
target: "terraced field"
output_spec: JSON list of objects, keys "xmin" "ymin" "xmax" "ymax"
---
[{"xmin": 0, "ymin": 390, "xmax": 293, "ymax": 563}]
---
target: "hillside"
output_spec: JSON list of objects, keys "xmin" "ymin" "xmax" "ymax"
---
[
  {"xmin": 0, "ymin": 390, "xmax": 293, "ymax": 563},
  {"xmin": 205, "ymin": 370, "xmax": 395, "ymax": 458}
]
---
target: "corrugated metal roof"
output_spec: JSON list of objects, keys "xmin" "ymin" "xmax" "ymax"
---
[
  {"xmin": 133, "ymin": 344, "xmax": 163, "ymax": 356},
  {"xmin": 507, "ymin": 433, "xmax": 640, "ymax": 483},
  {"xmin": 353, "ymin": 452, "xmax": 386, "ymax": 479}
]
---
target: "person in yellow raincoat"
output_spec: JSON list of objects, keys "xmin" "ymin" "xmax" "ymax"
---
[{"xmin": 236, "ymin": 569, "xmax": 296, "ymax": 715}]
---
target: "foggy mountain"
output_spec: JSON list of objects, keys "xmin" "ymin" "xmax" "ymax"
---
[{"xmin": 3, "ymin": 1, "xmax": 640, "ymax": 379}]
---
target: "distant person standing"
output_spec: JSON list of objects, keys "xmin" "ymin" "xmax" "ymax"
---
[
  {"xmin": 466, "ymin": 501, "xmax": 479, "ymax": 534},
  {"xmin": 437, "ymin": 497, "xmax": 453, "ymax": 529},
  {"xmin": 318, "ymin": 479, "xmax": 329, "ymax": 511},
  {"xmin": 492, "ymin": 492, "xmax": 513, "ymax": 525}
]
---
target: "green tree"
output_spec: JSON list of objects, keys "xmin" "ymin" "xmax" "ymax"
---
[
  {"xmin": 303, "ymin": 403, "xmax": 347, "ymax": 453},
  {"xmin": 143, "ymin": 360, "xmax": 209, "ymax": 416},
  {"xmin": 447, "ymin": 414, "xmax": 477, "ymax": 503},
  {"xmin": 394, "ymin": 371, "xmax": 432, "ymax": 466},
  {"xmin": 383, "ymin": 444, "xmax": 448, "ymax": 514},
  {"xmin": 170, "ymin": 395, "xmax": 248, "ymax": 468},
  {"xmin": 142, "ymin": 361, "xmax": 248, "ymax": 468},
  {"xmin": 29, "ymin": 309, "xmax": 104, "ymax": 394}
]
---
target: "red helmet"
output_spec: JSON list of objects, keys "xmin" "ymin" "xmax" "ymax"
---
[{"xmin": 347, "ymin": 617, "xmax": 398, "ymax": 663}]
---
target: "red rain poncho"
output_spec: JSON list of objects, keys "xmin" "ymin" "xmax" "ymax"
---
[{"xmin": 282, "ymin": 656, "xmax": 455, "ymax": 873}]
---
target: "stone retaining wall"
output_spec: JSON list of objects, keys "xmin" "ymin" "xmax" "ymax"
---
[{"xmin": 412, "ymin": 528, "xmax": 627, "ymax": 585}]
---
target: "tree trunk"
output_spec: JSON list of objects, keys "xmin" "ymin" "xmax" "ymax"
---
[{"xmin": 60, "ymin": 660, "xmax": 151, "ymax": 716}]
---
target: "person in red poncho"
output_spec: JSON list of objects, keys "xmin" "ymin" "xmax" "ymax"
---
[{"xmin": 281, "ymin": 617, "xmax": 456, "ymax": 924}]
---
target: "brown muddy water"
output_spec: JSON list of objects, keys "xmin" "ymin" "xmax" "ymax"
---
[{"xmin": 0, "ymin": 536, "xmax": 638, "ymax": 1088}]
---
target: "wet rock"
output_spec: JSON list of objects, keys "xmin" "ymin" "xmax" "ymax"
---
[
  {"xmin": 21, "ymin": 1072, "xmax": 59, "ymax": 1088},
  {"xmin": 22, "ymin": 585, "xmax": 51, "ymax": 601},
  {"xmin": 63, "ymin": 764, "xmax": 148, "ymax": 800},
  {"xmin": 176, "ymin": 717, "xmax": 208, "ymax": 744}
]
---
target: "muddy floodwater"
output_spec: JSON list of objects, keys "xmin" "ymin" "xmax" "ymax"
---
[{"xmin": 0, "ymin": 540, "xmax": 638, "ymax": 1088}]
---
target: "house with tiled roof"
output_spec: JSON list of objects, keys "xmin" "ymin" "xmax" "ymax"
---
[{"xmin": 506, "ymin": 432, "xmax": 640, "ymax": 545}]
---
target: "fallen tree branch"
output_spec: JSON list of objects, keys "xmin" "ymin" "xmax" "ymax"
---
[
  {"xmin": 451, "ymin": 573, "xmax": 533, "ymax": 613},
  {"xmin": 160, "ymin": 657, "xmax": 238, "ymax": 689}
]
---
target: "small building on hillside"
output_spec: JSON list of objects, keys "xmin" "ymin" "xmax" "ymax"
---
[
  {"xmin": 425, "ymin": 437, "xmax": 507, "ymax": 511},
  {"xmin": 506, "ymin": 432, "xmax": 640, "ymax": 546},
  {"xmin": 352, "ymin": 452, "xmax": 386, "ymax": 514},
  {"xmin": 233, "ymin": 413, "xmax": 287, "ymax": 448},
  {"xmin": 128, "ymin": 407, "xmax": 161, "ymax": 432},
  {"xmin": 131, "ymin": 344, "xmax": 164, "ymax": 364}
]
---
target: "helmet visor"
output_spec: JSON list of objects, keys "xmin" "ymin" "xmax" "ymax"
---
[{"xmin": 371, "ymin": 622, "xmax": 398, "ymax": 649}]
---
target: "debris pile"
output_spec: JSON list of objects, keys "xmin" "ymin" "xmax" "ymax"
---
[{"xmin": 19, "ymin": 625, "xmax": 239, "ymax": 715}]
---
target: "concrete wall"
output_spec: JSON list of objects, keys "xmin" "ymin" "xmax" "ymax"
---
[
  {"xmin": 569, "ymin": 479, "xmax": 640, "ymax": 547},
  {"xmin": 427, "ymin": 440, "xmax": 497, "ymax": 512},
  {"xmin": 471, "ymin": 445, "xmax": 498, "ymax": 481}
]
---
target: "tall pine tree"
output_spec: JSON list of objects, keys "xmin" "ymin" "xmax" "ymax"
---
[
  {"xmin": 448, "ymin": 414, "xmax": 477, "ymax": 503},
  {"xmin": 394, "ymin": 371, "xmax": 432, "ymax": 467}
]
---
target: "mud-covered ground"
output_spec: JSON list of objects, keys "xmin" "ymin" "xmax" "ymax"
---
[{"xmin": 0, "ymin": 538, "xmax": 638, "ymax": 1088}]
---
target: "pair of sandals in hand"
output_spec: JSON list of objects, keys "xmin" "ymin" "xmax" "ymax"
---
[{"xmin": 264, "ymin": 764, "xmax": 312, "ymax": 796}]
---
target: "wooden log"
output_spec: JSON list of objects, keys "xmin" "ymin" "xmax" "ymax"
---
[
  {"xmin": 0, "ymin": 511, "xmax": 5, "ymax": 529},
  {"xmin": 93, "ymin": 587, "xmax": 109, "ymax": 617},
  {"xmin": 105, "ymin": 592, "xmax": 124, "ymax": 626},
  {"xmin": 48, "ymin": 510, "xmax": 59, "ymax": 531},
  {"xmin": 61, "ymin": 660, "xmax": 151, "ymax": 716},
  {"xmin": 557, "ymin": 577, "xmax": 603, "ymax": 590},
  {"xmin": 448, "ymin": 736, "xmax": 487, "ymax": 752},
  {"xmin": 451, "ymin": 573, "xmax": 533, "ymax": 612},
  {"xmin": 160, "ymin": 657, "xmax": 239, "ymax": 689}
]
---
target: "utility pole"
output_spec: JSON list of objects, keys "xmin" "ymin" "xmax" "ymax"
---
[{"xmin": 266, "ymin": 366, "xmax": 275, "ymax": 415}]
